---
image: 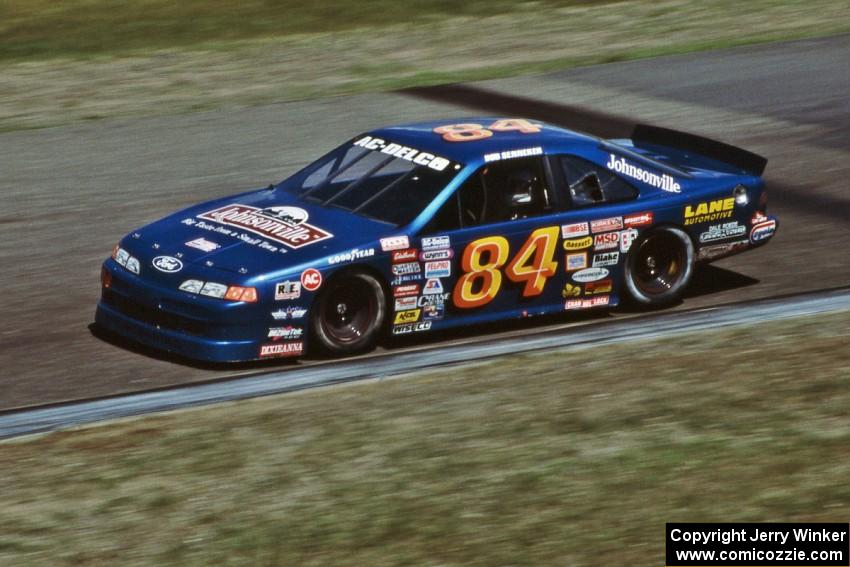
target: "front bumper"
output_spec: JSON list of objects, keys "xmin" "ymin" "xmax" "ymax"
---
[
  {"xmin": 95, "ymin": 259, "xmax": 305, "ymax": 362},
  {"xmin": 95, "ymin": 299, "xmax": 259, "ymax": 362}
]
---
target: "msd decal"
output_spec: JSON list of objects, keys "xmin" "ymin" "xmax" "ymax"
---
[
  {"xmin": 300, "ymin": 268, "xmax": 322, "ymax": 291},
  {"xmin": 198, "ymin": 204, "xmax": 332, "ymax": 249},
  {"xmin": 594, "ymin": 232, "xmax": 619, "ymax": 251}
]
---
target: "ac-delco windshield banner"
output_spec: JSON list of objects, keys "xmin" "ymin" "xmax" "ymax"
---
[
  {"xmin": 353, "ymin": 136, "xmax": 453, "ymax": 172},
  {"xmin": 666, "ymin": 523, "xmax": 849, "ymax": 567}
]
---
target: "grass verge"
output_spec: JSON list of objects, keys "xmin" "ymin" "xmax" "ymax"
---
[
  {"xmin": 1, "ymin": 0, "xmax": 850, "ymax": 131},
  {"xmin": 1, "ymin": 310, "xmax": 849, "ymax": 565}
]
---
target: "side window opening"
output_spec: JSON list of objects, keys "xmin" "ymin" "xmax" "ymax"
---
[
  {"xmin": 559, "ymin": 155, "xmax": 637, "ymax": 208},
  {"xmin": 422, "ymin": 157, "xmax": 554, "ymax": 234}
]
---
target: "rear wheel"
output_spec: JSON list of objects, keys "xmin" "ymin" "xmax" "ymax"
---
[
  {"xmin": 624, "ymin": 226, "xmax": 694, "ymax": 306},
  {"xmin": 311, "ymin": 271, "xmax": 386, "ymax": 355}
]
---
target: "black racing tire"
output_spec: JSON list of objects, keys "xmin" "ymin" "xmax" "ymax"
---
[
  {"xmin": 624, "ymin": 226, "xmax": 695, "ymax": 306},
  {"xmin": 311, "ymin": 271, "xmax": 386, "ymax": 355}
]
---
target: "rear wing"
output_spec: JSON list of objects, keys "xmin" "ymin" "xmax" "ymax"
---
[{"xmin": 632, "ymin": 124, "xmax": 767, "ymax": 176}]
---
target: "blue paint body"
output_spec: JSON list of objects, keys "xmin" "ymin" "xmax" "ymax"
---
[{"xmin": 96, "ymin": 118, "xmax": 777, "ymax": 361}]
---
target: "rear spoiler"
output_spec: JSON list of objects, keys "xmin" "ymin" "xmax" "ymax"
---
[{"xmin": 632, "ymin": 124, "xmax": 767, "ymax": 176}]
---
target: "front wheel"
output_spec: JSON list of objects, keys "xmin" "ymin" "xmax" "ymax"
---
[
  {"xmin": 624, "ymin": 226, "xmax": 695, "ymax": 306},
  {"xmin": 311, "ymin": 271, "xmax": 386, "ymax": 355}
]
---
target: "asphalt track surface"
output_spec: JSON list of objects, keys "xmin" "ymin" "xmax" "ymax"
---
[
  {"xmin": 2, "ymin": 287, "xmax": 848, "ymax": 439},
  {"xmin": 1, "ymin": 35, "xmax": 848, "ymax": 411}
]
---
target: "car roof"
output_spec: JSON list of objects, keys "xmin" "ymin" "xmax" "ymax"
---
[{"xmin": 369, "ymin": 117, "xmax": 601, "ymax": 166}]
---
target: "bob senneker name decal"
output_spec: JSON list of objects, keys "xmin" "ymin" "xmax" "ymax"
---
[
  {"xmin": 606, "ymin": 154, "xmax": 681, "ymax": 193},
  {"xmin": 198, "ymin": 205, "xmax": 332, "ymax": 249}
]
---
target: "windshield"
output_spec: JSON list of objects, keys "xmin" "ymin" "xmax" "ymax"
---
[{"xmin": 278, "ymin": 136, "xmax": 461, "ymax": 226}]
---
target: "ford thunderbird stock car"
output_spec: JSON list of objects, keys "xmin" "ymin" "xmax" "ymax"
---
[{"xmin": 96, "ymin": 118, "xmax": 778, "ymax": 361}]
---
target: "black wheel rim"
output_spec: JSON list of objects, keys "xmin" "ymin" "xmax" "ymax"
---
[
  {"xmin": 319, "ymin": 278, "xmax": 377, "ymax": 345},
  {"xmin": 632, "ymin": 232, "xmax": 686, "ymax": 296}
]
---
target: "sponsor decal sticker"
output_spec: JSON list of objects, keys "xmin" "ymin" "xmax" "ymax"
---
[
  {"xmin": 381, "ymin": 235, "xmax": 410, "ymax": 252},
  {"xmin": 353, "ymin": 136, "xmax": 451, "ymax": 172},
  {"xmin": 392, "ymin": 249, "xmax": 418, "ymax": 263},
  {"xmin": 606, "ymin": 154, "xmax": 681, "ymax": 193},
  {"xmin": 562, "ymin": 283, "xmax": 582, "ymax": 298},
  {"xmin": 300, "ymin": 268, "xmax": 322, "ymax": 292},
  {"xmin": 328, "ymin": 247, "xmax": 375, "ymax": 265},
  {"xmin": 563, "ymin": 236, "xmax": 593, "ymax": 251},
  {"xmin": 394, "ymin": 297, "xmax": 417, "ymax": 311},
  {"xmin": 424, "ymin": 260, "xmax": 451, "ymax": 278},
  {"xmin": 591, "ymin": 217, "xmax": 624, "ymax": 233},
  {"xmin": 185, "ymin": 237, "xmax": 220, "ymax": 252},
  {"xmin": 750, "ymin": 219, "xmax": 777, "ymax": 243},
  {"xmin": 623, "ymin": 211, "xmax": 654, "ymax": 227},
  {"xmin": 564, "ymin": 296, "xmax": 610, "ymax": 310},
  {"xmin": 484, "ymin": 146, "xmax": 543, "ymax": 163},
  {"xmin": 422, "ymin": 303, "xmax": 445, "ymax": 320},
  {"xmin": 420, "ymin": 249, "xmax": 453, "ymax": 262},
  {"xmin": 392, "ymin": 321, "xmax": 433, "ymax": 335},
  {"xmin": 566, "ymin": 252, "xmax": 588, "ymax": 272},
  {"xmin": 394, "ymin": 309, "xmax": 421, "ymax": 324},
  {"xmin": 593, "ymin": 232, "xmax": 620, "ymax": 251},
  {"xmin": 421, "ymin": 235, "xmax": 451, "ymax": 250},
  {"xmin": 271, "ymin": 306, "xmax": 307, "ymax": 320},
  {"xmin": 593, "ymin": 251, "xmax": 619, "ymax": 267},
  {"xmin": 585, "ymin": 279, "xmax": 612, "ymax": 295},
  {"xmin": 619, "ymin": 228, "xmax": 639, "ymax": 253},
  {"xmin": 198, "ymin": 204, "xmax": 332, "ymax": 249},
  {"xmin": 152, "ymin": 255, "xmax": 183, "ymax": 273},
  {"xmin": 422, "ymin": 278, "xmax": 444, "ymax": 294},
  {"xmin": 572, "ymin": 267, "xmax": 610, "ymax": 282},
  {"xmin": 697, "ymin": 239, "xmax": 749, "ymax": 261},
  {"xmin": 275, "ymin": 281, "xmax": 301, "ymax": 301},
  {"xmin": 391, "ymin": 275, "xmax": 422, "ymax": 285},
  {"xmin": 259, "ymin": 341, "xmax": 303, "ymax": 358},
  {"xmin": 393, "ymin": 284, "xmax": 420, "ymax": 298},
  {"xmin": 392, "ymin": 262, "xmax": 421, "ymax": 276},
  {"xmin": 699, "ymin": 221, "xmax": 747, "ymax": 243},
  {"xmin": 684, "ymin": 197, "xmax": 735, "ymax": 225},
  {"xmin": 561, "ymin": 222, "xmax": 590, "ymax": 238},
  {"xmin": 268, "ymin": 326, "xmax": 304, "ymax": 340},
  {"xmin": 418, "ymin": 293, "xmax": 449, "ymax": 307}
]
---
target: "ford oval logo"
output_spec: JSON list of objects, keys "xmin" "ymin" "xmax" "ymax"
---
[{"xmin": 152, "ymin": 255, "xmax": 183, "ymax": 273}]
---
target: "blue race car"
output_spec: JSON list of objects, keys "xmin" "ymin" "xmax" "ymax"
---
[{"xmin": 96, "ymin": 118, "xmax": 777, "ymax": 361}]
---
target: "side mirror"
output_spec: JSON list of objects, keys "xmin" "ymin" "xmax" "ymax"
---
[{"xmin": 511, "ymin": 192, "xmax": 532, "ymax": 206}]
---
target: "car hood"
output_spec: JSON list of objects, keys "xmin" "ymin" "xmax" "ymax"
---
[{"xmin": 123, "ymin": 187, "xmax": 393, "ymax": 280}]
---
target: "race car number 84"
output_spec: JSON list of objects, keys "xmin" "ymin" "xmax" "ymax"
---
[{"xmin": 454, "ymin": 227, "xmax": 559, "ymax": 308}]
